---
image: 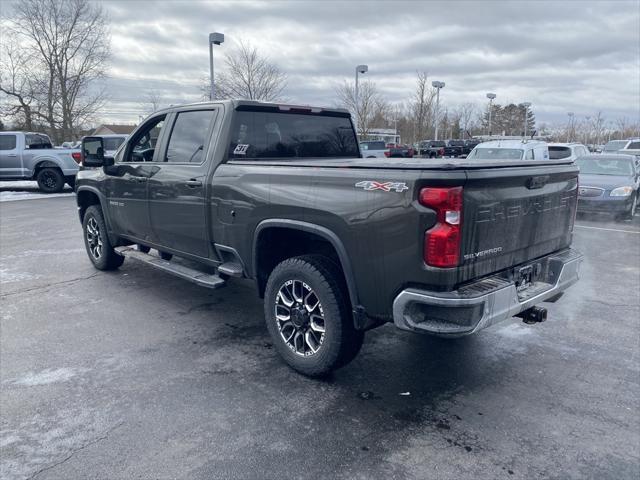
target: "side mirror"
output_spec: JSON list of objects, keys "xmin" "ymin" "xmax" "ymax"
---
[{"xmin": 81, "ymin": 136, "xmax": 105, "ymax": 167}]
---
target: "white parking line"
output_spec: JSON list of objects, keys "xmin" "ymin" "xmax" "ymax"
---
[{"xmin": 574, "ymin": 225, "xmax": 640, "ymax": 234}]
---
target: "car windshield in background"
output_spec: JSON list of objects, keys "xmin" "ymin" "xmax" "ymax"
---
[
  {"xmin": 229, "ymin": 111, "xmax": 358, "ymax": 159},
  {"xmin": 103, "ymin": 137, "xmax": 125, "ymax": 151},
  {"xmin": 576, "ymin": 157, "xmax": 633, "ymax": 176},
  {"xmin": 468, "ymin": 148, "xmax": 523, "ymax": 160},
  {"xmin": 360, "ymin": 141, "xmax": 386, "ymax": 150},
  {"xmin": 549, "ymin": 146, "xmax": 572, "ymax": 159},
  {"xmin": 448, "ymin": 140, "xmax": 465, "ymax": 146},
  {"xmin": 603, "ymin": 140, "xmax": 627, "ymax": 152}
]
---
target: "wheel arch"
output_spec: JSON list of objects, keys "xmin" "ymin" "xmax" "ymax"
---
[
  {"xmin": 76, "ymin": 186, "xmax": 117, "ymax": 243},
  {"xmin": 252, "ymin": 219, "xmax": 359, "ymax": 309},
  {"xmin": 32, "ymin": 158, "xmax": 63, "ymax": 178}
]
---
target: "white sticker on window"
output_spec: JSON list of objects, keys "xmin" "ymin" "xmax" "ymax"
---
[{"xmin": 233, "ymin": 144, "xmax": 249, "ymax": 155}]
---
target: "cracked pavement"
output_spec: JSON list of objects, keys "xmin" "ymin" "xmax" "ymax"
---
[{"xmin": 1, "ymin": 197, "xmax": 639, "ymax": 479}]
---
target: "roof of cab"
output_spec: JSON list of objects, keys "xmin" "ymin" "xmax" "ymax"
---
[
  {"xmin": 475, "ymin": 139, "xmax": 547, "ymax": 149},
  {"xmin": 154, "ymin": 99, "xmax": 350, "ymax": 116}
]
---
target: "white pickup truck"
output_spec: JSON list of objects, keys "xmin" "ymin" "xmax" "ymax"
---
[{"xmin": 0, "ymin": 131, "xmax": 80, "ymax": 192}]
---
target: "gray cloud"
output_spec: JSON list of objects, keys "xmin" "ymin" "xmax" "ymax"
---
[{"xmin": 11, "ymin": 0, "xmax": 639, "ymax": 125}]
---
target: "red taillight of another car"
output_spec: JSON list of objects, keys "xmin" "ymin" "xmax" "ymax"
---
[
  {"xmin": 419, "ymin": 187, "xmax": 463, "ymax": 268},
  {"xmin": 71, "ymin": 151, "xmax": 82, "ymax": 164},
  {"xmin": 439, "ymin": 148, "xmax": 445, "ymax": 156},
  {"xmin": 384, "ymin": 150, "xmax": 390, "ymax": 157}
]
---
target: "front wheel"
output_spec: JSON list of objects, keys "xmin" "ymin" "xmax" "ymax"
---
[
  {"xmin": 36, "ymin": 168, "xmax": 65, "ymax": 193},
  {"xmin": 621, "ymin": 194, "xmax": 637, "ymax": 221},
  {"xmin": 264, "ymin": 255, "xmax": 363, "ymax": 377},
  {"xmin": 82, "ymin": 205, "xmax": 124, "ymax": 270}
]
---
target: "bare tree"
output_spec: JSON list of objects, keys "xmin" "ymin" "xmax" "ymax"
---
[
  {"xmin": 615, "ymin": 117, "xmax": 629, "ymax": 140},
  {"xmin": 456, "ymin": 102, "xmax": 477, "ymax": 138},
  {"xmin": 408, "ymin": 71, "xmax": 436, "ymax": 142},
  {"xmin": 140, "ymin": 90, "xmax": 164, "ymax": 114},
  {"xmin": 334, "ymin": 79, "xmax": 384, "ymax": 136},
  {"xmin": 0, "ymin": 40, "xmax": 39, "ymax": 130},
  {"xmin": 203, "ymin": 40, "xmax": 287, "ymax": 102},
  {"xmin": 10, "ymin": 0, "xmax": 110, "ymax": 142}
]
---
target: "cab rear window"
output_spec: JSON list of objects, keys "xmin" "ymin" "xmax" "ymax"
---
[
  {"xmin": 548, "ymin": 146, "xmax": 571, "ymax": 159},
  {"xmin": 228, "ymin": 110, "xmax": 358, "ymax": 160}
]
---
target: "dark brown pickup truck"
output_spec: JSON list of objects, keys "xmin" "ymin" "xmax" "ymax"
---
[{"xmin": 75, "ymin": 100, "xmax": 583, "ymax": 377}]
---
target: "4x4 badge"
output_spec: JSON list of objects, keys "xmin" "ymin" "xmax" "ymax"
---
[{"xmin": 355, "ymin": 181, "xmax": 409, "ymax": 192}]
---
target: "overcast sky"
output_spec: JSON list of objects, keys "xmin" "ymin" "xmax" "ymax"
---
[{"xmin": 5, "ymin": 0, "xmax": 640, "ymax": 127}]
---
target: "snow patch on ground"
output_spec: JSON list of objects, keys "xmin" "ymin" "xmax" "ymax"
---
[
  {"xmin": 9, "ymin": 367, "xmax": 87, "ymax": 387},
  {"xmin": 495, "ymin": 322, "xmax": 535, "ymax": 338},
  {"xmin": 0, "ymin": 181, "xmax": 73, "ymax": 202},
  {"xmin": 0, "ymin": 267, "xmax": 42, "ymax": 284}
]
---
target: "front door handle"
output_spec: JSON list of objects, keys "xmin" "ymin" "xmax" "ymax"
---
[
  {"xmin": 130, "ymin": 176, "xmax": 147, "ymax": 183},
  {"xmin": 6, "ymin": 154, "xmax": 17, "ymax": 158},
  {"xmin": 185, "ymin": 179, "xmax": 203, "ymax": 188}
]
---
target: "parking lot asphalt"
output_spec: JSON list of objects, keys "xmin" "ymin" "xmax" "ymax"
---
[{"xmin": 1, "ymin": 196, "xmax": 638, "ymax": 480}]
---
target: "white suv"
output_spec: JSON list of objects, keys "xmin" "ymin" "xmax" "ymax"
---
[
  {"xmin": 467, "ymin": 140, "xmax": 549, "ymax": 161},
  {"xmin": 603, "ymin": 138, "xmax": 640, "ymax": 156},
  {"xmin": 548, "ymin": 143, "xmax": 590, "ymax": 161}
]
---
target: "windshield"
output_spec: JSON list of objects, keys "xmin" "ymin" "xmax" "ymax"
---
[
  {"xmin": 548, "ymin": 146, "xmax": 572, "ymax": 159},
  {"xmin": 103, "ymin": 137, "xmax": 125, "ymax": 151},
  {"xmin": 603, "ymin": 140, "xmax": 627, "ymax": 152},
  {"xmin": 468, "ymin": 148, "xmax": 524, "ymax": 160},
  {"xmin": 576, "ymin": 157, "xmax": 633, "ymax": 176},
  {"xmin": 360, "ymin": 141, "xmax": 386, "ymax": 150}
]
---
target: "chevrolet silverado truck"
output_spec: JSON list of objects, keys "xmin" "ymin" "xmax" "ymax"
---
[
  {"xmin": 0, "ymin": 131, "xmax": 80, "ymax": 192},
  {"xmin": 75, "ymin": 100, "xmax": 583, "ymax": 377}
]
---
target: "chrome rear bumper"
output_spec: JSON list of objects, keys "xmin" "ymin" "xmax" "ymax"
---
[{"xmin": 392, "ymin": 248, "xmax": 583, "ymax": 336}]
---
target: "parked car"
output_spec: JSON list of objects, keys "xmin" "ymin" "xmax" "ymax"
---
[
  {"xmin": 467, "ymin": 140, "xmax": 550, "ymax": 161},
  {"xmin": 359, "ymin": 140, "xmax": 388, "ymax": 158},
  {"xmin": 602, "ymin": 139, "xmax": 640, "ymax": 155},
  {"xmin": 548, "ymin": 143, "xmax": 590, "ymax": 161},
  {"xmin": 0, "ymin": 131, "xmax": 80, "ymax": 192},
  {"xmin": 386, "ymin": 143, "xmax": 414, "ymax": 158},
  {"xmin": 462, "ymin": 139, "xmax": 481, "ymax": 156},
  {"xmin": 445, "ymin": 140, "xmax": 465, "ymax": 157},
  {"xmin": 576, "ymin": 154, "xmax": 638, "ymax": 220},
  {"xmin": 76, "ymin": 99, "xmax": 582, "ymax": 377},
  {"xmin": 416, "ymin": 140, "xmax": 446, "ymax": 158}
]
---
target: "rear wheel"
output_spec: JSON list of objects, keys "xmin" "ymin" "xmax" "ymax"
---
[
  {"xmin": 264, "ymin": 255, "xmax": 363, "ymax": 377},
  {"xmin": 159, "ymin": 251, "xmax": 173, "ymax": 261},
  {"xmin": 137, "ymin": 244, "xmax": 151, "ymax": 253},
  {"xmin": 82, "ymin": 205, "xmax": 124, "ymax": 270},
  {"xmin": 36, "ymin": 168, "xmax": 65, "ymax": 193}
]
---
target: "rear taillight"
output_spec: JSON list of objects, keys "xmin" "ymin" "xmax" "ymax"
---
[
  {"xmin": 72, "ymin": 151, "xmax": 82, "ymax": 164},
  {"xmin": 384, "ymin": 150, "xmax": 390, "ymax": 157},
  {"xmin": 439, "ymin": 148, "xmax": 445, "ymax": 156},
  {"xmin": 420, "ymin": 187, "xmax": 463, "ymax": 268}
]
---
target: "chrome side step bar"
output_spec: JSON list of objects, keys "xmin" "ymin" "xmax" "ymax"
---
[{"xmin": 116, "ymin": 247, "xmax": 226, "ymax": 289}]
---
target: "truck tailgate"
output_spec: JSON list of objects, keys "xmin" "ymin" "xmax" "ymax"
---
[{"xmin": 459, "ymin": 164, "xmax": 578, "ymax": 282}]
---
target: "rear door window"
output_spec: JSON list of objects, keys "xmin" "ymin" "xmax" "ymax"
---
[
  {"xmin": 166, "ymin": 110, "xmax": 216, "ymax": 163},
  {"xmin": 627, "ymin": 141, "xmax": 640, "ymax": 150},
  {"xmin": 229, "ymin": 109, "xmax": 358, "ymax": 160},
  {"xmin": 0, "ymin": 135, "xmax": 17, "ymax": 150},
  {"xmin": 548, "ymin": 146, "xmax": 571, "ymax": 159}
]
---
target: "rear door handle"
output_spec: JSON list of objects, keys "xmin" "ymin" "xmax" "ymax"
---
[
  {"xmin": 6, "ymin": 154, "xmax": 17, "ymax": 157},
  {"xmin": 185, "ymin": 179, "xmax": 203, "ymax": 188},
  {"xmin": 130, "ymin": 176, "xmax": 147, "ymax": 183}
]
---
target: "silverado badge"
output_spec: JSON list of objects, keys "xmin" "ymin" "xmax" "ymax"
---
[{"xmin": 355, "ymin": 181, "xmax": 409, "ymax": 192}]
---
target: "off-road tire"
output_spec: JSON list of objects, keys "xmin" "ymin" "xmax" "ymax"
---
[
  {"xmin": 137, "ymin": 244, "xmax": 151, "ymax": 253},
  {"xmin": 82, "ymin": 205, "xmax": 124, "ymax": 270},
  {"xmin": 264, "ymin": 255, "xmax": 362, "ymax": 377},
  {"xmin": 36, "ymin": 168, "xmax": 65, "ymax": 193},
  {"xmin": 159, "ymin": 251, "xmax": 173, "ymax": 261}
]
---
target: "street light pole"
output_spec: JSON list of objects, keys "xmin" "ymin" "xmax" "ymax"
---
[
  {"xmin": 486, "ymin": 93, "xmax": 496, "ymax": 137},
  {"xmin": 522, "ymin": 102, "xmax": 531, "ymax": 137},
  {"xmin": 208, "ymin": 32, "xmax": 224, "ymax": 100},
  {"xmin": 566, "ymin": 112, "xmax": 574, "ymax": 142},
  {"xmin": 354, "ymin": 65, "xmax": 368, "ymax": 138},
  {"xmin": 432, "ymin": 81, "xmax": 445, "ymax": 140}
]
